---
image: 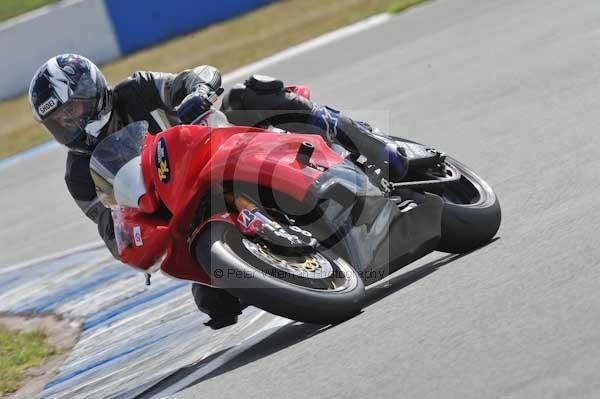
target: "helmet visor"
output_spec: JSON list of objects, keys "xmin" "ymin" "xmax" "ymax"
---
[{"xmin": 41, "ymin": 97, "xmax": 97, "ymax": 144}]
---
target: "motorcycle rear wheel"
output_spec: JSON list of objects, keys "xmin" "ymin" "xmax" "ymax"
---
[
  {"xmin": 194, "ymin": 222, "xmax": 365, "ymax": 324},
  {"xmin": 433, "ymin": 157, "xmax": 501, "ymax": 253}
]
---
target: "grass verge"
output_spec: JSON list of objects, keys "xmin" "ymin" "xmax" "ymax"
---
[
  {"xmin": 0, "ymin": 0, "xmax": 431, "ymax": 159},
  {"xmin": 0, "ymin": 0, "xmax": 57, "ymax": 23},
  {"xmin": 0, "ymin": 325, "xmax": 57, "ymax": 395},
  {"xmin": 389, "ymin": 0, "xmax": 430, "ymax": 14}
]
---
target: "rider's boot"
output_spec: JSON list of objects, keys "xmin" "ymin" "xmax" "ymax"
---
[
  {"xmin": 308, "ymin": 106, "xmax": 409, "ymax": 181},
  {"xmin": 221, "ymin": 74, "xmax": 409, "ymax": 181},
  {"xmin": 191, "ymin": 283, "xmax": 243, "ymax": 330}
]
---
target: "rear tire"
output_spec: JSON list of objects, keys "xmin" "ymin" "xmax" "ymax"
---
[
  {"xmin": 194, "ymin": 222, "xmax": 365, "ymax": 324},
  {"xmin": 434, "ymin": 157, "xmax": 501, "ymax": 253}
]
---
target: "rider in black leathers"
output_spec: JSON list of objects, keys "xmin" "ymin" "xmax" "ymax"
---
[{"xmin": 29, "ymin": 54, "xmax": 408, "ymax": 329}]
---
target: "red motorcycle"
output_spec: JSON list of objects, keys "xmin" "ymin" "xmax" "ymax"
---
[{"xmin": 89, "ymin": 88, "xmax": 501, "ymax": 324}]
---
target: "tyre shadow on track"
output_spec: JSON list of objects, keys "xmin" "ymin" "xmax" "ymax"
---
[
  {"xmin": 180, "ymin": 322, "xmax": 333, "ymax": 391},
  {"xmin": 365, "ymin": 237, "xmax": 500, "ymax": 306},
  {"xmin": 365, "ymin": 252, "xmax": 466, "ymax": 306},
  {"xmin": 140, "ymin": 240, "xmax": 499, "ymax": 396},
  {"xmin": 365, "ymin": 237, "xmax": 500, "ymax": 308},
  {"xmin": 169, "ymin": 254, "xmax": 459, "ymax": 390}
]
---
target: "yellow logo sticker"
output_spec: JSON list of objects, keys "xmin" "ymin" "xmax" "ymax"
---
[{"xmin": 155, "ymin": 138, "xmax": 171, "ymax": 183}]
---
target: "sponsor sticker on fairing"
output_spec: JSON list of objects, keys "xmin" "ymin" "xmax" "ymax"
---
[
  {"xmin": 155, "ymin": 138, "xmax": 171, "ymax": 183},
  {"xmin": 38, "ymin": 97, "xmax": 59, "ymax": 117},
  {"xmin": 133, "ymin": 226, "xmax": 143, "ymax": 247},
  {"xmin": 238, "ymin": 209, "xmax": 256, "ymax": 228},
  {"xmin": 236, "ymin": 209, "xmax": 263, "ymax": 234}
]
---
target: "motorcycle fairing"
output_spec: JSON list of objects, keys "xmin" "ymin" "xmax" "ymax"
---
[
  {"xmin": 145, "ymin": 124, "xmax": 344, "ymax": 215},
  {"xmin": 137, "ymin": 124, "xmax": 345, "ymax": 284},
  {"xmin": 306, "ymin": 162, "xmax": 443, "ymax": 283},
  {"xmin": 112, "ymin": 207, "xmax": 170, "ymax": 271},
  {"xmin": 349, "ymin": 192, "xmax": 443, "ymax": 285},
  {"xmin": 119, "ymin": 123, "xmax": 442, "ymax": 287}
]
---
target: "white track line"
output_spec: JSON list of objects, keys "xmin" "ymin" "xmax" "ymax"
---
[
  {"xmin": 0, "ymin": 140, "xmax": 59, "ymax": 170},
  {"xmin": 0, "ymin": 13, "xmax": 391, "ymax": 171},
  {"xmin": 222, "ymin": 13, "xmax": 392, "ymax": 85},
  {"xmin": 0, "ymin": 240, "xmax": 105, "ymax": 274}
]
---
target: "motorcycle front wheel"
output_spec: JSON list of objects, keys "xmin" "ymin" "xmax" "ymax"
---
[{"xmin": 193, "ymin": 222, "xmax": 365, "ymax": 324}]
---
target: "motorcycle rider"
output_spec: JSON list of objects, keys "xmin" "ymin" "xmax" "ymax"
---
[{"xmin": 29, "ymin": 54, "xmax": 408, "ymax": 329}]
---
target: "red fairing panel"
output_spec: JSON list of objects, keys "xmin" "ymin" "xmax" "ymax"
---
[
  {"xmin": 135, "ymin": 125, "xmax": 344, "ymax": 284},
  {"xmin": 116, "ymin": 208, "xmax": 170, "ymax": 271},
  {"xmin": 166, "ymin": 213, "xmax": 237, "ymax": 287},
  {"xmin": 147, "ymin": 125, "xmax": 343, "ymax": 213},
  {"xmin": 202, "ymin": 131, "xmax": 342, "ymax": 202}
]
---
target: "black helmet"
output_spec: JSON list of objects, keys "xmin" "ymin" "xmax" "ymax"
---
[{"xmin": 28, "ymin": 54, "xmax": 112, "ymax": 150}]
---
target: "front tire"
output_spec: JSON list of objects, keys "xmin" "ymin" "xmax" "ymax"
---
[{"xmin": 194, "ymin": 222, "xmax": 365, "ymax": 324}]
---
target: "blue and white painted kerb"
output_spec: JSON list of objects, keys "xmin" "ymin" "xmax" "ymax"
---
[
  {"xmin": 0, "ymin": 0, "xmax": 275, "ymax": 100},
  {"xmin": 0, "ymin": 245, "xmax": 291, "ymax": 398}
]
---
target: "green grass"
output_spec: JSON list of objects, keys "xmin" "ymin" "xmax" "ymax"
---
[
  {"xmin": 0, "ymin": 325, "xmax": 58, "ymax": 395},
  {"xmin": 0, "ymin": 0, "xmax": 58, "ymax": 22},
  {"xmin": 389, "ymin": 0, "xmax": 430, "ymax": 13},
  {"xmin": 0, "ymin": 0, "xmax": 432, "ymax": 159}
]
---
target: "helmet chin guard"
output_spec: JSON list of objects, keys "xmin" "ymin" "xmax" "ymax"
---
[{"xmin": 85, "ymin": 108, "xmax": 112, "ymax": 138}]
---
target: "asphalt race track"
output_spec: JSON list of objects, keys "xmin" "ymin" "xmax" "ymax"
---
[{"xmin": 1, "ymin": 0, "xmax": 599, "ymax": 398}]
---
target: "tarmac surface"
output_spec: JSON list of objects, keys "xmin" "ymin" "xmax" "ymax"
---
[{"xmin": 1, "ymin": 0, "xmax": 599, "ymax": 398}]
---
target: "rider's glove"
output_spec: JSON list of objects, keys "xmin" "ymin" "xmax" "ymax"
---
[{"xmin": 176, "ymin": 84, "xmax": 223, "ymax": 124}]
